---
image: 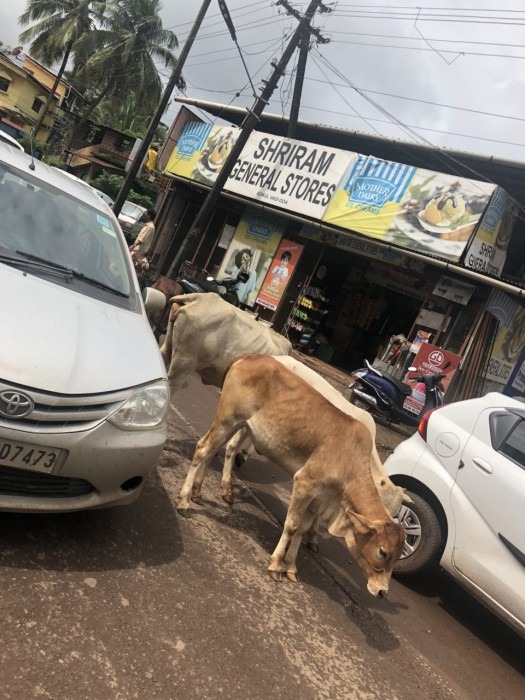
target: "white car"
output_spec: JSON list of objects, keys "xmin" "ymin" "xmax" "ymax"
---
[
  {"xmin": 0, "ymin": 132, "xmax": 24, "ymax": 151},
  {"xmin": 385, "ymin": 392, "xmax": 525, "ymax": 637}
]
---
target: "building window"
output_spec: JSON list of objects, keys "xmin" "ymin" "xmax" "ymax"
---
[
  {"xmin": 0, "ymin": 77, "xmax": 10, "ymax": 93},
  {"xmin": 32, "ymin": 97, "xmax": 44, "ymax": 113}
]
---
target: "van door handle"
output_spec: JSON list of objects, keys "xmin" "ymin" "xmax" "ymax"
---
[{"xmin": 472, "ymin": 457, "xmax": 493, "ymax": 474}]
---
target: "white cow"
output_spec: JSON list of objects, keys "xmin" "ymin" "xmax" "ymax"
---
[{"xmin": 159, "ymin": 293, "xmax": 292, "ymax": 389}]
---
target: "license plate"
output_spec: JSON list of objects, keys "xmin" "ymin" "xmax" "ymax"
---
[{"xmin": 0, "ymin": 438, "xmax": 63, "ymax": 473}]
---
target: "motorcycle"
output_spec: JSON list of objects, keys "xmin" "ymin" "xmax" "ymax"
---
[
  {"xmin": 349, "ymin": 359, "xmax": 451, "ymax": 427},
  {"xmin": 175, "ymin": 269, "xmax": 250, "ymax": 307}
]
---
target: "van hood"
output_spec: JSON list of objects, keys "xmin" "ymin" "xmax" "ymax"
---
[{"xmin": 0, "ymin": 265, "xmax": 167, "ymax": 395}]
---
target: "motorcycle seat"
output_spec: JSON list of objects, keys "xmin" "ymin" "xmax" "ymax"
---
[{"xmin": 367, "ymin": 364, "xmax": 412, "ymax": 396}]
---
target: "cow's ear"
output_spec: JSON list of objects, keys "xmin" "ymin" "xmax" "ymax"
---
[
  {"xmin": 327, "ymin": 508, "xmax": 351, "ymax": 538},
  {"xmin": 402, "ymin": 489, "xmax": 414, "ymax": 505},
  {"xmin": 345, "ymin": 510, "xmax": 378, "ymax": 536}
]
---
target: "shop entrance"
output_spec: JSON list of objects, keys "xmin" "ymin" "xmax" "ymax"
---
[{"xmin": 284, "ymin": 243, "xmax": 428, "ymax": 372}]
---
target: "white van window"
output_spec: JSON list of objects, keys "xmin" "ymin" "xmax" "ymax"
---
[
  {"xmin": 120, "ymin": 201, "xmax": 146, "ymax": 221},
  {"xmin": 0, "ymin": 163, "xmax": 131, "ymax": 296}
]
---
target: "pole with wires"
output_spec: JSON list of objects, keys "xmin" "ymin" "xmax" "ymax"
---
[
  {"xmin": 111, "ymin": 0, "xmax": 213, "ymax": 217},
  {"xmin": 167, "ymin": 0, "xmax": 326, "ymax": 277}
]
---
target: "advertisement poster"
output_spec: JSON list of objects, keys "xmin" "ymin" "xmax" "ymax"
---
[
  {"xmin": 323, "ymin": 155, "xmax": 495, "ymax": 262},
  {"xmin": 432, "ymin": 275, "xmax": 476, "ymax": 306},
  {"xmin": 256, "ymin": 239, "xmax": 304, "ymax": 311},
  {"xmin": 463, "ymin": 188, "xmax": 518, "ymax": 277},
  {"xmin": 216, "ymin": 208, "xmax": 285, "ymax": 308},
  {"xmin": 165, "ymin": 122, "xmax": 241, "ymax": 185},
  {"xmin": 484, "ymin": 303, "xmax": 525, "ymax": 384},
  {"xmin": 410, "ymin": 330, "xmax": 432, "ymax": 355},
  {"xmin": 503, "ymin": 347, "xmax": 525, "ymax": 398},
  {"xmin": 403, "ymin": 344, "xmax": 462, "ymax": 414},
  {"xmin": 226, "ymin": 133, "xmax": 355, "ymax": 220}
]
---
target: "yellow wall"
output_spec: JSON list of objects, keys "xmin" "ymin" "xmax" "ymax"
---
[
  {"xmin": 0, "ymin": 57, "xmax": 58, "ymax": 140},
  {"xmin": 22, "ymin": 57, "xmax": 68, "ymax": 102}
]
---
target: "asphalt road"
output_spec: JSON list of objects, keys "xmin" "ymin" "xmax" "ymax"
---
[{"xmin": 1, "ymin": 376, "xmax": 523, "ymax": 699}]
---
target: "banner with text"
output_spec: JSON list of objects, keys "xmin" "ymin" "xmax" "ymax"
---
[
  {"xmin": 216, "ymin": 208, "xmax": 285, "ymax": 308},
  {"xmin": 226, "ymin": 133, "xmax": 355, "ymax": 220},
  {"xmin": 463, "ymin": 188, "xmax": 518, "ymax": 277},
  {"xmin": 403, "ymin": 344, "xmax": 462, "ymax": 414},
  {"xmin": 323, "ymin": 155, "xmax": 495, "ymax": 262},
  {"xmin": 256, "ymin": 239, "xmax": 304, "ymax": 311}
]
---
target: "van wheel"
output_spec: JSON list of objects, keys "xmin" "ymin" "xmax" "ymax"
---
[{"xmin": 394, "ymin": 490, "xmax": 445, "ymax": 576}]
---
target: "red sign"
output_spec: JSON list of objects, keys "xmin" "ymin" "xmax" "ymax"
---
[
  {"xmin": 256, "ymin": 240, "xmax": 303, "ymax": 311},
  {"xmin": 403, "ymin": 344, "xmax": 462, "ymax": 414}
]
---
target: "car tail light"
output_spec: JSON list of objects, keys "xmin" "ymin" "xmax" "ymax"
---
[{"xmin": 417, "ymin": 406, "xmax": 442, "ymax": 441}]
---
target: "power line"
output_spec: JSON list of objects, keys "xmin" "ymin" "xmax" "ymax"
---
[
  {"xmin": 312, "ymin": 48, "xmax": 525, "ymax": 218},
  {"xmin": 330, "ymin": 37, "xmax": 525, "ymax": 60},
  {"xmin": 304, "ymin": 77, "xmax": 525, "ymax": 123}
]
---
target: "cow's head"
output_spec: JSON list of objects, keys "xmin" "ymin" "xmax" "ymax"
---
[{"xmin": 329, "ymin": 508, "xmax": 405, "ymax": 597}]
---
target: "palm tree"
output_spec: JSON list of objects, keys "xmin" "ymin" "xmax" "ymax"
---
[
  {"xmin": 75, "ymin": 0, "xmax": 179, "ymax": 119},
  {"xmin": 18, "ymin": 0, "xmax": 105, "ymax": 138}
]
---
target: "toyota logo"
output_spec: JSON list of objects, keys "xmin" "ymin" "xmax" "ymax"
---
[{"xmin": 0, "ymin": 390, "xmax": 34, "ymax": 419}]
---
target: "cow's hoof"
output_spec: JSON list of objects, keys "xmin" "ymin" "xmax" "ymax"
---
[
  {"xmin": 191, "ymin": 496, "xmax": 203, "ymax": 505},
  {"xmin": 306, "ymin": 542, "xmax": 319, "ymax": 553},
  {"xmin": 177, "ymin": 507, "xmax": 191, "ymax": 518},
  {"xmin": 221, "ymin": 494, "xmax": 234, "ymax": 505},
  {"xmin": 286, "ymin": 571, "xmax": 299, "ymax": 583},
  {"xmin": 268, "ymin": 570, "xmax": 283, "ymax": 582}
]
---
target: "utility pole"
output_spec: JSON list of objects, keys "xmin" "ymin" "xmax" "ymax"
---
[
  {"xmin": 112, "ymin": 0, "xmax": 213, "ymax": 217},
  {"xmin": 167, "ymin": 0, "xmax": 325, "ymax": 277},
  {"xmin": 283, "ymin": 0, "xmax": 330, "ymax": 139}
]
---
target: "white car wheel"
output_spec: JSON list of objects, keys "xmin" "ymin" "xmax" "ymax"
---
[{"xmin": 394, "ymin": 490, "xmax": 445, "ymax": 576}]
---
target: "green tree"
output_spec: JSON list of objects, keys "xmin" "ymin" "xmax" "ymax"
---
[
  {"xmin": 18, "ymin": 0, "xmax": 105, "ymax": 138},
  {"xmin": 75, "ymin": 0, "xmax": 179, "ymax": 119}
]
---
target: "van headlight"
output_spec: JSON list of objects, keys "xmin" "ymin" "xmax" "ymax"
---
[{"xmin": 109, "ymin": 380, "xmax": 170, "ymax": 430}]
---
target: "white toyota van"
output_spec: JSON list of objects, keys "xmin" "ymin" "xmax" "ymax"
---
[{"xmin": 0, "ymin": 144, "xmax": 169, "ymax": 512}]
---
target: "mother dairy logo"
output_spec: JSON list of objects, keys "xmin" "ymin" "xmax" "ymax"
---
[
  {"xmin": 246, "ymin": 213, "xmax": 284, "ymax": 242},
  {"xmin": 177, "ymin": 122, "xmax": 213, "ymax": 160},
  {"xmin": 344, "ymin": 156, "xmax": 416, "ymax": 210}
]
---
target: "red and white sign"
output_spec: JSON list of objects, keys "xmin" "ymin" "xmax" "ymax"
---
[{"xmin": 403, "ymin": 343, "xmax": 462, "ymax": 414}]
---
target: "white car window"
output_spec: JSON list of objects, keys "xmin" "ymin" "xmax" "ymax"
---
[
  {"xmin": 0, "ymin": 162, "xmax": 131, "ymax": 296},
  {"xmin": 501, "ymin": 420, "xmax": 525, "ymax": 469},
  {"xmin": 120, "ymin": 202, "xmax": 145, "ymax": 221}
]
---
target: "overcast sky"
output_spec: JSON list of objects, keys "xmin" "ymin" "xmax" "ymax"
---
[{"xmin": 2, "ymin": 1, "xmax": 525, "ymax": 163}]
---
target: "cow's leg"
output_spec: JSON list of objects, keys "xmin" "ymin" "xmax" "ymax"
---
[
  {"xmin": 285, "ymin": 508, "xmax": 319, "ymax": 582},
  {"xmin": 178, "ymin": 420, "xmax": 242, "ymax": 516},
  {"xmin": 268, "ymin": 474, "xmax": 315, "ymax": 581},
  {"xmin": 303, "ymin": 513, "xmax": 320, "ymax": 553},
  {"xmin": 221, "ymin": 427, "xmax": 250, "ymax": 505}
]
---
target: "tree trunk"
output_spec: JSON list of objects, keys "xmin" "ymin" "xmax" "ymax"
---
[{"xmin": 32, "ymin": 42, "xmax": 73, "ymax": 141}]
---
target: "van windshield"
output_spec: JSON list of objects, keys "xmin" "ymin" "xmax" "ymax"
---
[
  {"xmin": 121, "ymin": 202, "xmax": 146, "ymax": 221},
  {"xmin": 0, "ymin": 163, "xmax": 131, "ymax": 296}
]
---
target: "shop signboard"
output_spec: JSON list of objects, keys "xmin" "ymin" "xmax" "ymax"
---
[
  {"xmin": 403, "ymin": 344, "xmax": 462, "ymax": 414},
  {"xmin": 216, "ymin": 207, "xmax": 285, "ymax": 308},
  {"xmin": 225, "ymin": 133, "xmax": 355, "ymax": 219},
  {"xmin": 334, "ymin": 235, "xmax": 426, "ymax": 271},
  {"xmin": 484, "ymin": 302, "xmax": 525, "ymax": 385},
  {"xmin": 463, "ymin": 188, "xmax": 517, "ymax": 278},
  {"xmin": 322, "ymin": 155, "xmax": 495, "ymax": 262},
  {"xmin": 432, "ymin": 275, "xmax": 476, "ymax": 306},
  {"xmin": 164, "ymin": 122, "xmax": 241, "ymax": 185},
  {"xmin": 255, "ymin": 239, "xmax": 304, "ymax": 311}
]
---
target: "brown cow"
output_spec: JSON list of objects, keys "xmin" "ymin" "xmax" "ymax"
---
[{"xmin": 178, "ymin": 355, "xmax": 405, "ymax": 597}]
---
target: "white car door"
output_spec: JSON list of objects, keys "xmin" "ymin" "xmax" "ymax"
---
[{"xmin": 450, "ymin": 408, "xmax": 525, "ymax": 628}]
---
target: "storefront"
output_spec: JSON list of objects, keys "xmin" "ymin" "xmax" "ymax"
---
[{"xmin": 150, "ymin": 118, "xmax": 525, "ymax": 401}]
